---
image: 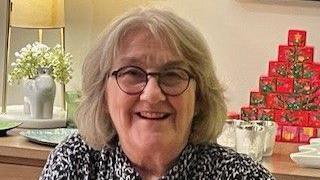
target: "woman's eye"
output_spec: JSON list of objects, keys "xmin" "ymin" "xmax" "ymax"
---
[
  {"xmin": 160, "ymin": 69, "xmax": 189, "ymax": 86},
  {"xmin": 163, "ymin": 70, "xmax": 188, "ymax": 80},
  {"xmin": 118, "ymin": 68, "xmax": 146, "ymax": 80}
]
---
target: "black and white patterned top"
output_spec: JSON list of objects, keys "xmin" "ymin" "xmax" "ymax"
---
[{"xmin": 40, "ymin": 133, "xmax": 274, "ymax": 180}]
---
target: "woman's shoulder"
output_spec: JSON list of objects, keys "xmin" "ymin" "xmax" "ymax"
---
[
  {"xmin": 190, "ymin": 143, "xmax": 275, "ymax": 179},
  {"xmin": 40, "ymin": 132, "xmax": 101, "ymax": 179},
  {"xmin": 191, "ymin": 143, "xmax": 247, "ymax": 166},
  {"xmin": 50, "ymin": 131, "xmax": 95, "ymax": 157},
  {"xmin": 194, "ymin": 143, "xmax": 245, "ymax": 161}
]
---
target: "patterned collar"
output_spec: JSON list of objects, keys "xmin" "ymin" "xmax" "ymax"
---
[{"xmin": 98, "ymin": 143, "xmax": 196, "ymax": 179}]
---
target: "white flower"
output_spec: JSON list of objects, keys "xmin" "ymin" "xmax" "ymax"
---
[
  {"xmin": 8, "ymin": 42, "xmax": 72, "ymax": 84},
  {"xmin": 31, "ymin": 46, "xmax": 38, "ymax": 53},
  {"xmin": 14, "ymin": 52, "xmax": 20, "ymax": 57}
]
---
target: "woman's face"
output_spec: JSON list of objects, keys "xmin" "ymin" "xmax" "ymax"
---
[{"xmin": 105, "ymin": 29, "xmax": 196, "ymax": 153}]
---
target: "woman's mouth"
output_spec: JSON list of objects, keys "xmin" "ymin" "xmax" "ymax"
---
[{"xmin": 136, "ymin": 112, "xmax": 171, "ymax": 120}]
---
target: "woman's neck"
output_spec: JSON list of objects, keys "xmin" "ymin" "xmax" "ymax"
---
[
  {"xmin": 136, "ymin": 164, "xmax": 164, "ymax": 180},
  {"xmin": 120, "ymin": 142, "xmax": 186, "ymax": 179},
  {"xmin": 127, "ymin": 148, "xmax": 175, "ymax": 178}
]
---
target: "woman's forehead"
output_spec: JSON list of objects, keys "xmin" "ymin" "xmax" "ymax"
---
[
  {"xmin": 113, "ymin": 29, "xmax": 183, "ymax": 68},
  {"xmin": 119, "ymin": 28, "xmax": 170, "ymax": 51}
]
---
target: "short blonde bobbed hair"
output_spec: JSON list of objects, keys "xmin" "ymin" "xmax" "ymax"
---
[{"xmin": 75, "ymin": 7, "xmax": 227, "ymax": 150}]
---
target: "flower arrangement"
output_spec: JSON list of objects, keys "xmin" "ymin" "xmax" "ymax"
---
[{"xmin": 8, "ymin": 42, "xmax": 72, "ymax": 84}]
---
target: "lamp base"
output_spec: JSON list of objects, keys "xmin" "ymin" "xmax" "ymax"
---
[{"xmin": 0, "ymin": 105, "xmax": 66, "ymax": 128}]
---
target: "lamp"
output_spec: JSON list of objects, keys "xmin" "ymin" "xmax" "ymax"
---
[
  {"xmin": 2, "ymin": 0, "xmax": 66, "ymax": 114},
  {"xmin": 1, "ymin": 0, "xmax": 67, "ymax": 128},
  {"xmin": 10, "ymin": 0, "xmax": 65, "ymax": 29}
]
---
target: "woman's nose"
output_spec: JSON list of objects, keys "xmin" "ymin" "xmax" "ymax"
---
[{"xmin": 140, "ymin": 77, "xmax": 166, "ymax": 103}]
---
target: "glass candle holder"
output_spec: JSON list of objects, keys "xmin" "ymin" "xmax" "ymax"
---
[
  {"xmin": 235, "ymin": 123, "xmax": 266, "ymax": 161},
  {"xmin": 217, "ymin": 119, "xmax": 236, "ymax": 150},
  {"xmin": 262, "ymin": 121, "xmax": 277, "ymax": 156}
]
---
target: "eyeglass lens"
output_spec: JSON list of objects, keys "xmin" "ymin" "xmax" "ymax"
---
[{"xmin": 114, "ymin": 66, "xmax": 191, "ymax": 96}]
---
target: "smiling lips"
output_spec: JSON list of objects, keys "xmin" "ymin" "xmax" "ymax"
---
[{"xmin": 136, "ymin": 111, "xmax": 171, "ymax": 120}]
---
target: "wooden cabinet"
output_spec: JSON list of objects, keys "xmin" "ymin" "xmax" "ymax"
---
[
  {"xmin": 0, "ymin": 163, "xmax": 43, "ymax": 180},
  {"xmin": 0, "ymin": 131, "xmax": 52, "ymax": 179},
  {"xmin": 262, "ymin": 142, "xmax": 320, "ymax": 180}
]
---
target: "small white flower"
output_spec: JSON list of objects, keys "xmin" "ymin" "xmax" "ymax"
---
[
  {"xmin": 9, "ymin": 42, "xmax": 72, "ymax": 84},
  {"xmin": 14, "ymin": 52, "xmax": 20, "ymax": 57}
]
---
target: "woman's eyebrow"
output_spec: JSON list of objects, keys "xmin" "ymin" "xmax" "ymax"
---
[
  {"xmin": 120, "ymin": 57, "xmax": 140, "ymax": 63},
  {"xmin": 116, "ymin": 57, "xmax": 189, "ymax": 69},
  {"xmin": 161, "ymin": 60, "xmax": 189, "ymax": 69},
  {"xmin": 117, "ymin": 57, "xmax": 143, "ymax": 66}
]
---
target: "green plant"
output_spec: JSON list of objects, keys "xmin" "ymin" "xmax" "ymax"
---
[{"xmin": 8, "ymin": 42, "xmax": 72, "ymax": 84}]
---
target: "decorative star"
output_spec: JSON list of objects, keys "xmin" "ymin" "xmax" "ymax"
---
[{"xmin": 294, "ymin": 33, "xmax": 302, "ymax": 42}]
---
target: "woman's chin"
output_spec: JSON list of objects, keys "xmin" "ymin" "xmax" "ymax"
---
[
  {"xmin": 128, "ymin": 132, "xmax": 175, "ymax": 152},
  {"xmin": 138, "ymin": 133, "xmax": 169, "ymax": 146}
]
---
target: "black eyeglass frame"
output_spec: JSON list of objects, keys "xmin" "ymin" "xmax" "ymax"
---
[{"xmin": 110, "ymin": 65, "xmax": 194, "ymax": 96}]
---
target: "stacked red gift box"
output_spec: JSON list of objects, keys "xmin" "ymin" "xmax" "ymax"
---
[{"xmin": 240, "ymin": 30, "xmax": 320, "ymax": 143}]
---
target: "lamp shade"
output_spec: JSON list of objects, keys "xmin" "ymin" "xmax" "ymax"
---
[{"xmin": 10, "ymin": 0, "xmax": 65, "ymax": 28}]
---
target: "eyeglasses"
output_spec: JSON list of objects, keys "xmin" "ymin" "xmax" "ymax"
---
[{"xmin": 110, "ymin": 66, "xmax": 194, "ymax": 96}]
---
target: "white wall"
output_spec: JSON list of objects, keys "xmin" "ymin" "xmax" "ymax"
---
[{"xmin": 1, "ymin": 0, "xmax": 320, "ymax": 113}]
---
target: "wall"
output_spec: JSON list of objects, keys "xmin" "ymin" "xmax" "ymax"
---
[{"xmin": 1, "ymin": 0, "xmax": 320, "ymax": 112}]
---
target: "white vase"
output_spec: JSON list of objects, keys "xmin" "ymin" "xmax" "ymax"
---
[{"xmin": 23, "ymin": 68, "xmax": 56, "ymax": 119}]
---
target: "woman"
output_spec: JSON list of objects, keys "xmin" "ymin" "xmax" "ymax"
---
[{"xmin": 41, "ymin": 8, "xmax": 274, "ymax": 179}]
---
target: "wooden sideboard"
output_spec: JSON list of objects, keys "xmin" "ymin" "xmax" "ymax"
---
[
  {"xmin": 0, "ymin": 130, "xmax": 52, "ymax": 180},
  {"xmin": 0, "ymin": 130, "xmax": 319, "ymax": 179},
  {"xmin": 262, "ymin": 142, "xmax": 320, "ymax": 180}
]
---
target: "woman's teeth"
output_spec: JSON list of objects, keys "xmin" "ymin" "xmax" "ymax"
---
[{"xmin": 137, "ymin": 112, "xmax": 170, "ymax": 119}]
